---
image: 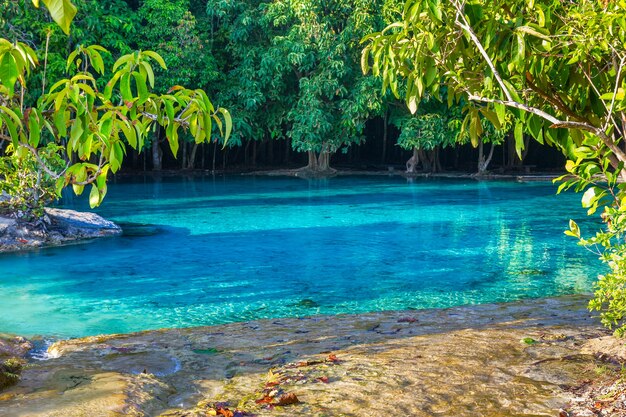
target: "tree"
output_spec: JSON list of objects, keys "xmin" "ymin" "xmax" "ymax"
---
[
  {"xmin": 137, "ymin": 0, "xmax": 220, "ymax": 170},
  {"xmin": 362, "ymin": 0, "xmax": 626, "ymax": 333},
  {"xmin": 208, "ymin": 0, "xmax": 391, "ymax": 173},
  {"xmin": 0, "ymin": 0, "xmax": 231, "ymax": 220},
  {"xmin": 392, "ymin": 95, "xmax": 460, "ymax": 173}
]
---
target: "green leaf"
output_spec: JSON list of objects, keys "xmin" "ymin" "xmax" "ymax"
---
[
  {"xmin": 568, "ymin": 219, "xmax": 580, "ymax": 238},
  {"xmin": 600, "ymin": 89, "xmax": 625, "ymax": 101},
  {"xmin": 42, "ymin": 0, "xmax": 77, "ymax": 35},
  {"xmin": 133, "ymin": 72, "xmax": 149, "ymax": 103},
  {"xmin": 582, "ymin": 187, "xmax": 597, "ymax": 208},
  {"xmin": 427, "ymin": 0, "xmax": 443, "ymax": 23},
  {"xmin": 112, "ymin": 53, "xmax": 135, "ymax": 72},
  {"xmin": 0, "ymin": 53, "xmax": 18, "ymax": 97},
  {"xmin": 141, "ymin": 51, "xmax": 167, "ymax": 70},
  {"xmin": 218, "ymin": 108, "xmax": 232, "ymax": 143},
  {"xmin": 515, "ymin": 25, "xmax": 550, "ymax": 41},
  {"xmin": 89, "ymin": 184, "xmax": 100, "ymax": 208},
  {"xmin": 514, "ymin": 122, "xmax": 524, "ymax": 159},
  {"xmin": 166, "ymin": 123, "xmax": 179, "ymax": 156},
  {"xmin": 120, "ymin": 73, "xmax": 132, "ymax": 102},
  {"xmin": 28, "ymin": 113, "xmax": 40, "ymax": 148},
  {"xmin": 479, "ymin": 108, "xmax": 501, "ymax": 130},
  {"xmin": 72, "ymin": 183, "xmax": 84, "ymax": 195},
  {"xmin": 69, "ymin": 115, "xmax": 83, "ymax": 149},
  {"xmin": 140, "ymin": 61, "xmax": 155, "ymax": 89}
]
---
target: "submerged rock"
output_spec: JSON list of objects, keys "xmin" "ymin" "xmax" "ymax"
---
[
  {"xmin": 0, "ymin": 208, "xmax": 121, "ymax": 253},
  {"xmin": 0, "ymin": 296, "xmax": 616, "ymax": 416}
]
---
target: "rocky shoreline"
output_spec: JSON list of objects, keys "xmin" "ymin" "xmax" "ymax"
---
[
  {"xmin": 0, "ymin": 296, "xmax": 624, "ymax": 416},
  {"xmin": 0, "ymin": 208, "xmax": 121, "ymax": 253}
]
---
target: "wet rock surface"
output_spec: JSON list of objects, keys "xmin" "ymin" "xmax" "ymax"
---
[
  {"xmin": 0, "ymin": 296, "xmax": 623, "ymax": 416},
  {"xmin": 0, "ymin": 208, "xmax": 121, "ymax": 253}
]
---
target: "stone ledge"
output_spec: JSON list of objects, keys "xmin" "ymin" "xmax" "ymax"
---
[{"xmin": 0, "ymin": 208, "xmax": 121, "ymax": 253}]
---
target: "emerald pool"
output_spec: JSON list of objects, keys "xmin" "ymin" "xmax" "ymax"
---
[{"xmin": 0, "ymin": 176, "xmax": 601, "ymax": 338}]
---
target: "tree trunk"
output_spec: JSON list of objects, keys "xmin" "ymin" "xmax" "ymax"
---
[
  {"xmin": 152, "ymin": 130, "xmax": 162, "ymax": 171},
  {"xmin": 317, "ymin": 151, "xmax": 330, "ymax": 171},
  {"xmin": 381, "ymin": 109, "xmax": 388, "ymax": 164},
  {"xmin": 477, "ymin": 138, "xmax": 496, "ymax": 175},
  {"xmin": 307, "ymin": 150, "xmax": 319, "ymax": 170},
  {"xmin": 212, "ymin": 141, "xmax": 217, "ymax": 173},
  {"xmin": 406, "ymin": 147, "xmax": 419, "ymax": 173},
  {"xmin": 433, "ymin": 147, "xmax": 442, "ymax": 173},
  {"xmin": 506, "ymin": 134, "xmax": 530, "ymax": 168},
  {"xmin": 267, "ymin": 138, "xmax": 274, "ymax": 165},
  {"xmin": 244, "ymin": 139, "xmax": 251, "ymax": 167},
  {"xmin": 182, "ymin": 141, "xmax": 188, "ymax": 169},
  {"xmin": 418, "ymin": 149, "xmax": 431, "ymax": 172},
  {"xmin": 252, "ymin": 140, "xmax": 257, "ymax": 168},
  {"xmin": 188, "ymin": 143, "xmax": 199, "ymax": 170}
]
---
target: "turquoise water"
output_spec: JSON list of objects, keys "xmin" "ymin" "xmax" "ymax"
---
[{"xmin": 0, "ymin": 176, "xmax": 601, "ymax": 338}]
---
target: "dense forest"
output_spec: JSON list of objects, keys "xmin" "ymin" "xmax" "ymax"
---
[{"xmin": 0, "ymin": 0, "xmax": 565, "ymax": 174}]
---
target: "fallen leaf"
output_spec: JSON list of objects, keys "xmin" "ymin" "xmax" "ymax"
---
[
  {"xmin": 316, "ymin": 376, "xmax": 329, "ymax": 383},
  {"xmin": 398, "ymin": 317, "xmax": 417, "ymax": 323},
  {"xmin": 206, "ymin": 409, "xmax": 218, "ymax": 416},
  {"xmin": 217, "ymin": 407, "xmax": 234, "ymax": 417},
  {"xmin": 276, "ymin": 393, "xmax": 300, "ymax": 406},
  {"xmin": 327, "ymin": 354, "xmax": 339, "ymax": 362},
  {"xmin": 255, "ymin": 396, "xmax": 274, "ymax": 405}
]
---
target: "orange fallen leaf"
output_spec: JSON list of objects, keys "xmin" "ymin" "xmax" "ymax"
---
[
  {"xmin": 316, "ymin": 376, "xmax": 329, "ymax": 383},
  {"xmin": 327, "ymin": 354, "xmax": 338, "ymax": 362},
  {"xmin": 255, "ymin": 396, "xmax": 274, "ymax": 405},
  {"xmin": 217, "ymin": 407, "xmax": 234, "ymax": 417}
]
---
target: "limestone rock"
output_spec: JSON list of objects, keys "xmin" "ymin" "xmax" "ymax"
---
[{"xmin": 0, "ymin": 208, "xmax": 121, "ymax": 253}]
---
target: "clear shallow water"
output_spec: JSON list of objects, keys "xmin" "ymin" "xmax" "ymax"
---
[{"xmin": 0, "ymin": 175, "xmax": 602, "ymax": 338}]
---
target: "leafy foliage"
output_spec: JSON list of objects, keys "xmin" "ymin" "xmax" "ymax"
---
[
  {"xmin": 208, "ymin": 0, "xmax": 395, "ymax": 169},
  {"xmin": 0, "ymin": 143, "xmax": 65, "ymax": 220},
  {"xmin": 0, "ymin": 0, "xmax": 231, "ymax": 217}
]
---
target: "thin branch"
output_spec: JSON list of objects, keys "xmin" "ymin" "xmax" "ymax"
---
[
  {"xmin": 467, "ymin": 94, "xmax": 561, "ymax": 124},
  {"xmin": 21, "ymin": 142, "xmax": 69, "ymax": 179},
  {"xmin": 525, "ymin": 75, "xmax": 586, "ymax": 123},
  {"xmin": 605, "ymin": 55, "xmax": 626, "ymax": 132},
  {"xmin": 579, "ymin": 61, "xmax": 624, "ymax": 140},
  {"xmin": 450, "ymin": 0, "xmax": 514, "ymax": 102},
  {"xmin": 42, "ymin": 30, "xmax": 51, "ymax": 96},
  {"xmin": 467, "ymin": 93, "xmax": 626, "ymax": 172}
]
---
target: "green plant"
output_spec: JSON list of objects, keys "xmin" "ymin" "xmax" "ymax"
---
[
  {"xmin": 0, "ymin": 2, "xmax": 231, "ymax": 216},
  {"xmin": 0, "ymin": 143, "xmax": 65, "ymax": 221},
  {"xmin": 0, "ymin": 358, "xmax": 23, "ymax": 390}
]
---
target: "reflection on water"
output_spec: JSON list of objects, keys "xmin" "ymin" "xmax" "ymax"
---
[{"xmin": 0, "ymin": 176, "xmax": 602, "ymax": 337}]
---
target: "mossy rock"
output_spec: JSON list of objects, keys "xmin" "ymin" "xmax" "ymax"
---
[{"xmin": 0, "ymin": 358, "xmax": 23, "ymax": 391}]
